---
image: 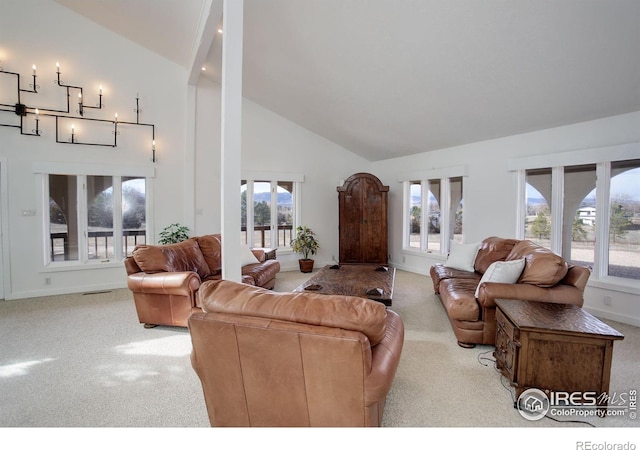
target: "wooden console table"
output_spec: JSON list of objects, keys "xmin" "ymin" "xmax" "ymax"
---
[{"xmin": 494, "ymin": 299, "xmax": 624, "ymax": 401}]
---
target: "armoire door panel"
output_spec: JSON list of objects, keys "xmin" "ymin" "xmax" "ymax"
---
[{"xmin": 337, "ymin": 173, "xmax": 388, "ymax": 265}]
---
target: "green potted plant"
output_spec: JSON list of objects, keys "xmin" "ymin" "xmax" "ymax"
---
[
  {"xmin": 290, "ymin": 225, "xmax": 319, "ymax": 273},
  {"xmin": 158, "ymin": 223, "xmax": 190, "ymax": 244}
]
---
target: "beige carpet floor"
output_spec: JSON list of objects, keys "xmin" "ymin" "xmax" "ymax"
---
[
  {"xmin": 0, "ymin": 269, "xmax": 638, "ymax": 442},
  {"xmin": 275, "ymin": 269, "xmax": 640, "ymax": 429}
]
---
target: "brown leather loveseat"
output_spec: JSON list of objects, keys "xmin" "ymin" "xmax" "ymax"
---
[
  {"xmin": 189, "ymin": 279, "xmax": 404, "ymax": 427},
  {"xmin": 430, "ymin": 236, "xmax": 590, "ymax": 348},
  {"xmin": 124, "ymin": 234, "xmax": 280, "ymax": 328}
]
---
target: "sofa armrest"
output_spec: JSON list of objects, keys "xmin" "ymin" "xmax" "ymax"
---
[
  {"xmin": 364, "ymin": 310, "xmax": 405, "ymax": 406},
  {"xmin": 127, "ymin": 271, "xmax": 201, "ymax": 296},
  {"xmin": 477, "ymin": 282, "xmax": 585, "ymax": 309}
]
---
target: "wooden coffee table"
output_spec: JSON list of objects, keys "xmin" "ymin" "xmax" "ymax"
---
[{"xmin": 293, "ymin": 264, "xmax": 396, "ymax": 306}]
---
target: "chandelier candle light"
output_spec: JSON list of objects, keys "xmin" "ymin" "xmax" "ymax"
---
[{"xmin": 0, "ymin": 58, "xmax": 157, "ymax": 161}]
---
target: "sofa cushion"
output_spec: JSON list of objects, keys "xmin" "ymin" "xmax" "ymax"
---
[
  {"xmin": 444, "ymin": 240, "xmax": 481, "ymax": 272},
  {"xmin": 239, "ymin": 244, "xmax": 260, "ymax": 266},
  {"xmin": 195, "ymin": 234, "xmax": 222, "ymax": 275},
  {"xmin": 506, "ymin": 240, "xmax": 568, "ymax": 287},
  {"xmin": 133, "ymin": 238, "xmax": 210, "ymax": 279},
  {"xmin": 430, "ymin": 263, "xmax": 481, "ymax": 294},
  {"xmin": 198, "ymin": 279, "xmax": 388, "ymax": 346},
  {"xmin": 474, "ymin": 236, "xmax": 520, "ymax": 274},
  {"xmin": 474, "ymin": 258, "xmax": 525, "ymax": 297},
  {"xmin": 438, "ymin": 278, "xmax": 480, "ymax": 321}
]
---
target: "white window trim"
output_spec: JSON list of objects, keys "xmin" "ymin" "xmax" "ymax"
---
[
  {"xmin": 400, "ymin": 166, "xmax": 467, "ymax": 255},
  {"xmin": 513, "ymin": 143, "xmax": 640, "ymax": 291},
  {"xmin": 36, "ymin": 163, "xmax": 153, "ymax": 270},
  {"xmin": 241, "ymin": 172, "xmax": 303, "ymax": 251}
]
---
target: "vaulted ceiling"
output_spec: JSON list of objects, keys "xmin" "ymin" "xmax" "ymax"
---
[{"xmin": 56, "ymin": 0, "xmax": 640, "ymax": 162}]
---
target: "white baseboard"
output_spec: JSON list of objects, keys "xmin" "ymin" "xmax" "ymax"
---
[
  {"xmin": 5, "ymin": 281, "xmax": 128, "ymax": 300},
  {"xmin": 583, "ymin": 306, "xmax": 640, "ymax": 327}
]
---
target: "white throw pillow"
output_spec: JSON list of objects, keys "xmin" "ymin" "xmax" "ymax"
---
[
  {"xmin": 444, "ymin": 241, "xmax": 480, "ymax": 272},
  {"xmin": 239, "ymin": 244, "xmax": 260, "ymax": 267},
  {"xmin": 474, "ymin": 258, "xmax": 526, "ymax": 298}
]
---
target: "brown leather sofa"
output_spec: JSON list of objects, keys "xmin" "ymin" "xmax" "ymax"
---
[
  {"xmin": 189, "ymin": 279, "xmax": 404, "ymax": 427},
  {"xmin": 430, "ymin": 236, "xmax": 590, "ymax": 348},
  {"xmin": 124, "ymin": 234, "xmax": 280, "ymax": 328}
]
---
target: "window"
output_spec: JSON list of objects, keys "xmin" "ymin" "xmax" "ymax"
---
[
  {"xmin": 426, "ymin": 179, "xmax": 442, "ymax": 252},
  {"xmin": 525, "ymin": 168, "xmax": 552, "ymax": 247},
  {"xmin": 564, "ymin": 164, "xmax": 596, "ymax": 269},
  {"xmin": 49, "ymin": 174, "xmax": 79, "ymax": 262},
  {"xmin": 47, "ymin": 172, "xmax": 147, "ymax": 264},
  {"xmin": 87, "ymin": 175, "xmax": 114, "ymax": 260},
  {"xmin": 608, "ymin": 160, "xmax": 640, "ymax": 280},
  {"xmin": 450, "ymin": 177, "xmax": 464, "ymax": 245},
  {"xmin": 408, "ymin": 181, "xmax": 421, "ymax": 249},
  {"xmin": 517, "ymin": 153, "xmax": 640, "ymax": 283},
  {"xmin": 402, "ymin": 172, "xmax": 464, "ymax": 254},
  {"xmin": 241, "ymin": 178, "xmax": 297, "ymax": 250},
  {"xmin": 122, "ymin": 177, "xmax": 146, "ymax": 257}
]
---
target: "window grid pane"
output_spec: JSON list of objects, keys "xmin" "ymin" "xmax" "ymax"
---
[
  {"xmin": 427, "ymin": 180, "xmax": 441, "ymax": 252},
  {"xmin": 277, "ymin": 181, "xmax": 294, "ymax": 249},
  {"xmin": 253, "ymin": 181, "xmax": 271, "ymax": 248},
  {"xmin": 564, "ymin": 164, "xmax": 596, "ymax": 269},
  {"xmin": 451, "ymin": 177, "xmax": 463, "ymax": 244},
  {"xmin": 122, "ymin": 177, "xmax": 146, "ymax": 257},
  {"xmin": 608, "ymin": 160, "xmax": 640, "ymax": 280},
  {"xmin": 87, "ymin": 175, "xmax": 114, "ymax": 260},
  {"xmin": 525, "ymin": 168, "xmax": 552, "ymax": 249},
  {"xmin": 409, "ymin": 181, "xmax": 421, "ymax": 249},
  {"xmin": 49, "ymin": 174, "xmax": 78, "ymax": 261}
]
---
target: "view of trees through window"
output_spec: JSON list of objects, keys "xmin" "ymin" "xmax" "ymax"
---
[
  {"xmin": 525, "ymin": 160, "xmax": 640, "ymax": 280},
  {"xmin": 406, "ymin": 177, "xmax": 462, "ymax": 253},
  {"xmin": 241, "ymin": 180, "xmax": 294, "ymax": 249},
  {"xmin": 49, "ymin": 175, "xmax": 146, "ymax": 261}
]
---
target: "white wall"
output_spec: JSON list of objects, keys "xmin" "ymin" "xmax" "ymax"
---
[
  {"xmin": 2, "ymin": 2, "xmax": 639, "ymax": 329},
  {"xmin": 0, "ymin": 1, "xmax": 188, "ymax": 298},
  {"xmin": 193, "ymin": 77, "xmax": 372, "ymax": 271},
  {"xmin": 372, "ymin": 111, "xmax": 640, "ymax": 326}
]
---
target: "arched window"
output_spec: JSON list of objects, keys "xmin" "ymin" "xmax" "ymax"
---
[{"xmin": 518, "ymin": 155, "xmax": 640, "ymax": 282}]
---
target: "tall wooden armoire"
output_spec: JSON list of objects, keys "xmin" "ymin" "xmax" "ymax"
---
[{"xmin": 337, "ymin": 173, "xmax": 389, "ymax": 265}]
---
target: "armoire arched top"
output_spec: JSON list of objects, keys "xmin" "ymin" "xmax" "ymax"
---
[
  {"xmin": 337, "ymin": 172, "xmax": 388, "ymax": 265},
  {"xmin": 337, "ymin": 172, "xmax": 389, "ymax": 194}
]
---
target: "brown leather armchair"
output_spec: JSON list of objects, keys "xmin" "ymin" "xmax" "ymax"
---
[
  {"xmin": 189, "ymin": 280, "xmax": 405, "ymax": 427},
  {"xmin": 124, "ymin": 234, "xmax": 280, "ymax": 328}
]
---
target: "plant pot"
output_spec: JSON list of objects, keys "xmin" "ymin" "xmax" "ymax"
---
[{"xmin": 299, "ymin": 259, "xmax": 315, "ymax": 273}]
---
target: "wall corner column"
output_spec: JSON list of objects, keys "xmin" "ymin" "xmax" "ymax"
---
[{"xmin": 220, "ymin": 0, "xmax": 243, "ymax": 282}]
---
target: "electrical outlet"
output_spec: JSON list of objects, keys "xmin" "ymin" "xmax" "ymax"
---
[
  {"xmin": 44, "ymin": 277, "xmax": 51, "ymax": 285},
  {"xmin": 604, "ymin": 296, "xmax": 612, "ymax": 306},
  {"xmin": 402, "ymin": 256, "xmax": 406, "ymax": 263}
]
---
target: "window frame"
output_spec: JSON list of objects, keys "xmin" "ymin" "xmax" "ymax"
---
[
  {"xmin": 241, "ymin": 171, "xmax": 303, "ymax": 252},
  {"xmin": 35, "ymin": 162, "xmax": 153, "ymax": 270},
  {"xmin": 510, "ymin": 142, "xmax": 640, "ymax": 292},
  {"xmin": 400, "ymin": 166, "xmax": 467, "ymax": 255}
]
